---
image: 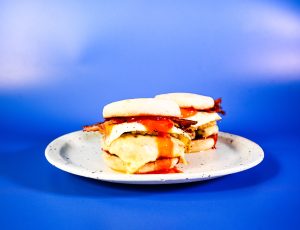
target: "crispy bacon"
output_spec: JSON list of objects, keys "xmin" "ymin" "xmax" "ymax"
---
[
  {"xmin": 83, "ymin": 116, "xmax": 197, "ymax": 133},
  {"xmin": 171, "ymin": 117, "xmax": 197, "ymax": 130},
  {"xmin": 202, "ymin": 98, "xmax": 225, "ymax": 115},
  {"xmin": 104, "ymin": 116, "xmax": 197, "ymax": 128},
  {"xmin": 83, "ymin": 122, "xmax": 104, "ymax": 132}
]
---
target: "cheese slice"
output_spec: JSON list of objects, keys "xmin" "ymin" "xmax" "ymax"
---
[
  {"xmin": 187, "ymin": 112, "xmax": 221, "ymax": 128},
  {"xmin": 104, "ymin": 122, "xmax": 190, "ymax": 146}
]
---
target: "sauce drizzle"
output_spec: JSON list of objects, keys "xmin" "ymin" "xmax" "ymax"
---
[
  {"xmin": 180, "ymin": 107, "xmax": 198, "ymax": 118},
  {"xmin": 155, "ymin": 134, "xmax": 174, "ymax": 158},
  {"xmin": 102, "ymin": 116, "xmax": 182, "ymax": 174},
  {"xmin": 137, "ymin": 119, "xmax": 174, "ymax": 159},
  {"xmin": 108, "ymin": 116, "xmax": 175, "ymax": 163},
  {"xmin": 211, "ymin": 133, "xmax": 218, "ymax": 148}
]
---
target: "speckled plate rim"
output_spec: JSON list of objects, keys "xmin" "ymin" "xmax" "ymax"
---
[{"xmin": 45, "ymin": 131, "xmax": 264, "ymax": 184}]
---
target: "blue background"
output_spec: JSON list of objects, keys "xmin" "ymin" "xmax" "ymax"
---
[{"xmin": 1, "ymin": 1, "xmax": 300, "ymax": 229}]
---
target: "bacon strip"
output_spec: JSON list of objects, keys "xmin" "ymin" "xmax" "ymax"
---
[
  {"xmin": 83, "ymin": 116, "xmax": 197, "ymax": 133},
  {"xmin": 171, "ymin": 117, "xmax": 197, "ymax": 130},
  {"xmin": 202, "ymin": 98, "xmax": 225, "ymax": 115},
  {"xmin": 83, "ymin": 122, "xmax": 103, "ymax": 132}
]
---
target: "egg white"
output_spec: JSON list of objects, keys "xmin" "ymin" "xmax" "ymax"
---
[
  {"xmin": 104, "ymin": 122, "xmax": 190, "ymax": 146},
  {"xmin": 187, "ymin": 112, "xmax": 221, "ymax": 128}
]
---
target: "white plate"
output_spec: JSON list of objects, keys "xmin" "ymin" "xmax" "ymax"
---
[{"xmin": 45, "ymin": 131, "xmax": 264, "ymax": 184}]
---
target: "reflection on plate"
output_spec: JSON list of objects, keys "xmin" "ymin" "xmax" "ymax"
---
[{"xmin": 45, "ymin": 131, "xmax": 264, "ymax": 184}]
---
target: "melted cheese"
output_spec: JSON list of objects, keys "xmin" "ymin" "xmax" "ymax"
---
[
  {"xmin": 103, "ymin": 135, "xmax": 185, "ymax": 173},
  {"xmin": 187, "ymin": 112, "xmax": 221, "ymax": 128},
  {"xmin": 104, "ymin": 122, "xmax": 190, "ymax": 146}
]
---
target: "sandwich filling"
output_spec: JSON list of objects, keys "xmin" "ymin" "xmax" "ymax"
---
[
  {"xmin": 84, "ymin": 116, "xmax": 195, "ymax": 173},
  {"xmin": 180, "ymin": 99, "xmax": 224, "ymax": 148}
]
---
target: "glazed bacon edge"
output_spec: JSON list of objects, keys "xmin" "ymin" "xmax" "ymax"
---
[
  {"xmin": 83, "ymin": 122, "xmax": 104, "ymax": 132},
  {"xmin": 203, "ymin": 98, "xmax": 225, "ymax": 115}
]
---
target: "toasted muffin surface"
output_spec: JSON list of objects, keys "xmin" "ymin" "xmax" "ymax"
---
[
  {"xmin": 156, "ymin": 93, "xmax": 214, "ymax": 110},
  {"xmin": 103, "ymin": 98, "xmax": 181, "ymax": 118}
]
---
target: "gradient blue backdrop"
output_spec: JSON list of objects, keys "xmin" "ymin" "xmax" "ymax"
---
[{"xmin": 1, "ymin": 1, "xmax": 300, "ymax": 229}]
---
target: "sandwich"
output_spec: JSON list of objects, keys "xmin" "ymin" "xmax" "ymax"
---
[
  {"xmin": 83, "ymin": 98, "xmax": 195, "ymax": 174},
  {"xmin": 155, "ymin": 93, "xmax": 224, "ymax": 152}
]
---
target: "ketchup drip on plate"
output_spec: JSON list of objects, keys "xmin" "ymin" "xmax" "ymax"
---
[{"xmin": 210, "ymin": 133, "xmax": 218, "ymax": 148}]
